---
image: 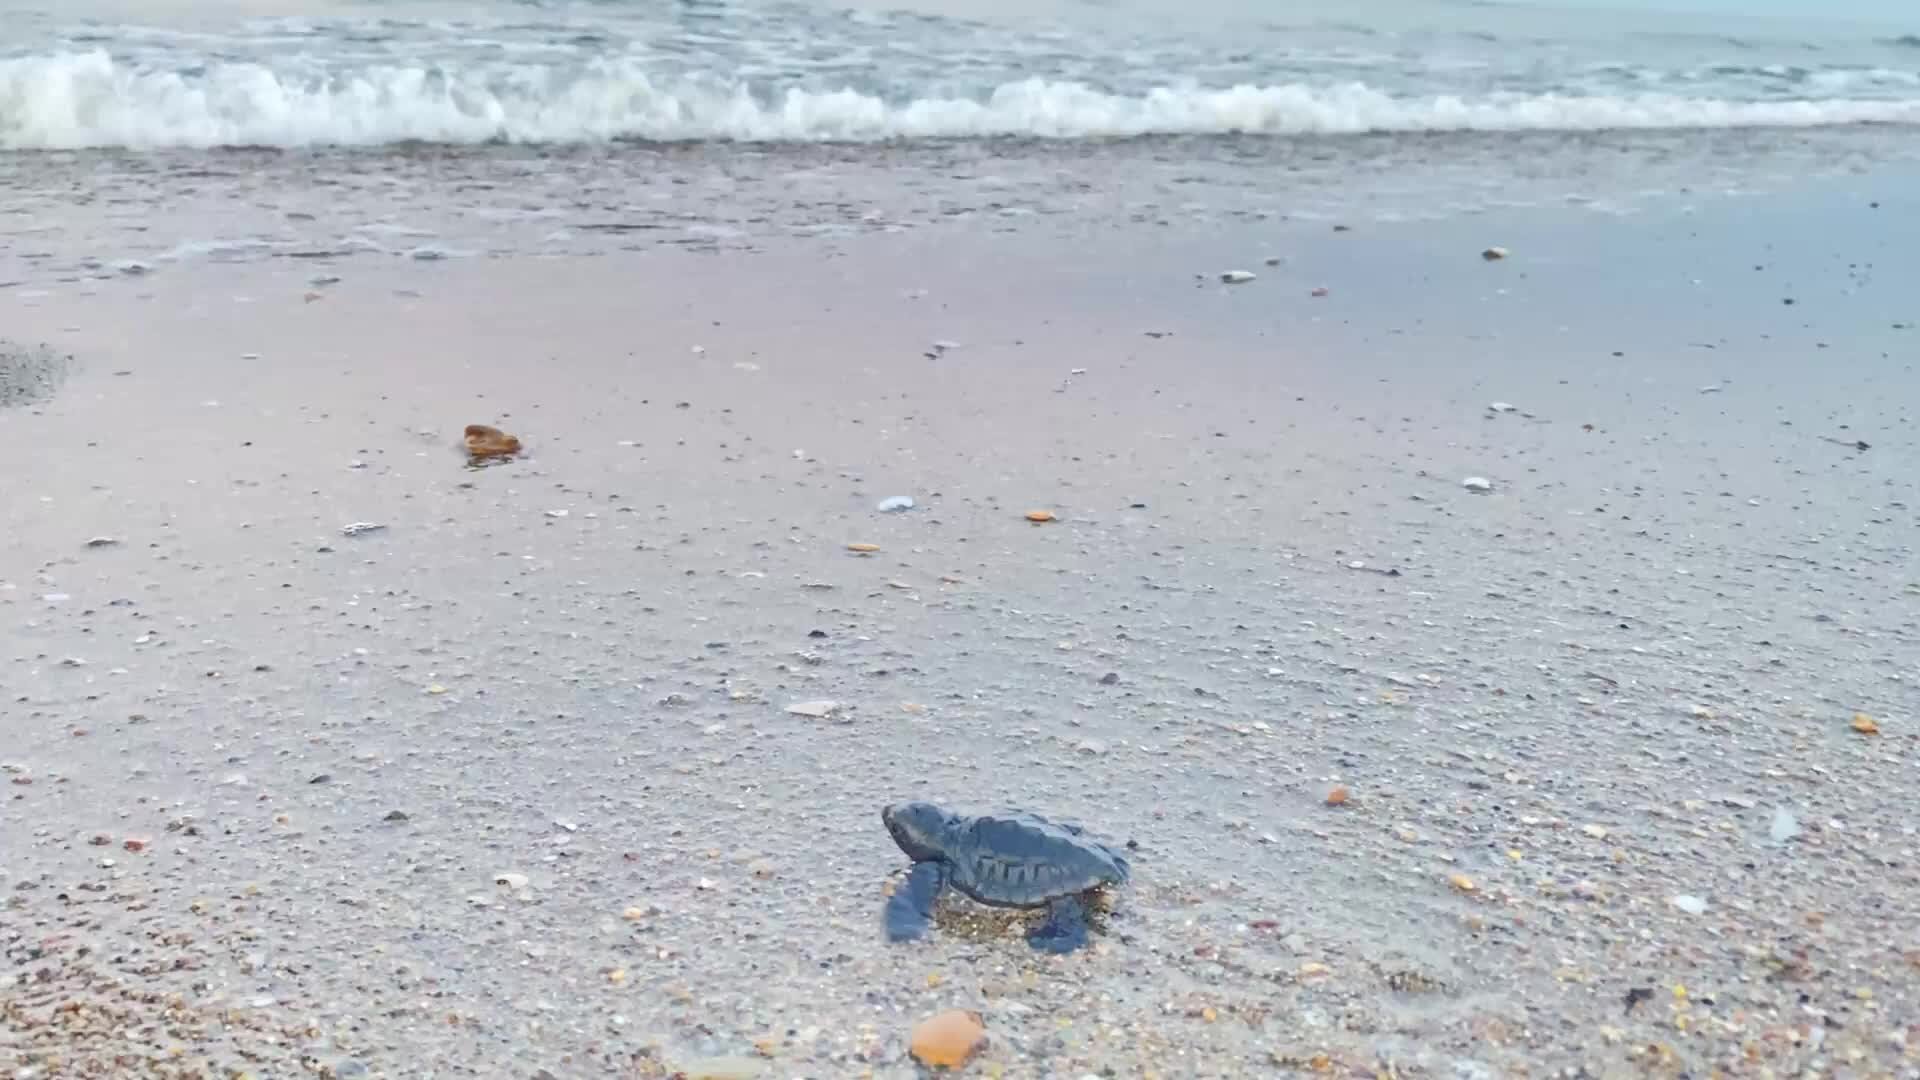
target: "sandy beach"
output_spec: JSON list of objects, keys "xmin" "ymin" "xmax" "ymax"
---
[{"xmin": 3, "ymin": 156, "xmax": 1917, "ymax": 1078}]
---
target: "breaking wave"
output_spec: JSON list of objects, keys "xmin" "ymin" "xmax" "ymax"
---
[{"xmin": 4, "ymin": 49, "xmax": 1919, "ymax": 150}]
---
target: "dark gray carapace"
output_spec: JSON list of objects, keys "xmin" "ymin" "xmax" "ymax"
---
[{"xmin": 880, "ymin": 802, "xmax": 1130, "ymax": 954}]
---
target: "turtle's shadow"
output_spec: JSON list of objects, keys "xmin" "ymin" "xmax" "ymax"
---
[{"xmin": 894, "ymin": 872, "xmax": 1125, "ymax": 952}]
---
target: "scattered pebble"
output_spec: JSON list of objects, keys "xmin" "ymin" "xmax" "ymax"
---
[
  {"xmin": 909, "ymin": 1009, "xmax": 988, "ymax": 1070},
  {"xmin": 1220, "ymin": 270, "xmax": 1257, "ymax": 284},
  {"xmin": 877, "ymin": 495, "xmax": 915, "ymax": 512},
  {"xmin": 83, "ymin": 536, "xmax": 120, "ymax": 548},
  {"xmin": 1482, "ymin": 246, "xmax": 1509, "ymax": 260},
  {"xmin": 1325, "ymin": 786, "xmax": 1350, "ymax": 807},
  {"xmin": 1461, "ymin": 477, "xmax": 1493, "ymax": 494},
  {"xmin": 1770, "ymin": 806, "xmax": 1801, "ymax": 844}
]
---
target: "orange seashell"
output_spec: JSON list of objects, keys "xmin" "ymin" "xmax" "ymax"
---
[
  {"xmin": 1851, "ymin": 713, "xmax": 1880, "ymax": 735},
  {"xmin": 464, "ymin": 423, "xmax": 522, "ymax": 460},
  {"xmin": 1324, "ymin": 786, "xmax": 1350, "ymax": 807},
  {"xmin": 1024, "ymin": 510, "xmax": 1056, "ymax": 523},
  {"xmin": 846, "ymin": 542, "xmax": 881, "ymax": 553},
  {"xmin": 909, "ymin": 1009, "xmax": 987, "ymax": 1070}
]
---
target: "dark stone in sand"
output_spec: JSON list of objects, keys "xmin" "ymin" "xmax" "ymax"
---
[{"xmin": 0, "ymin": 341, "xmax": 72, "ymax": 409}]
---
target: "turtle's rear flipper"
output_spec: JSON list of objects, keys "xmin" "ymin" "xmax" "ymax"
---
[
  {"xmin": 883, "ymin": 862, "xmax": 946, "ymax": 942},
  {"xmin": 1026, "ymin": 896, "xmax": 1091, "ymax": 954}
]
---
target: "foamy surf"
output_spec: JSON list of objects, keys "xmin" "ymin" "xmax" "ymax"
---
[{"xmin": 4, "ymin": 50, "xmax": 1919, "ymax": 150}]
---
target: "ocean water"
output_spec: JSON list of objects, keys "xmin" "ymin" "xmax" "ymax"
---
[
  {"xmin": 3, "ymin": 0, "xmax": 1917, "ymax": 148},
  {"xmin": 1, "ymin": 0, "xmax": 1916, "ymax": 275}
]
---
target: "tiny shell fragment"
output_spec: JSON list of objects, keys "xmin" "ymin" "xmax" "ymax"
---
[
  {"xmin": 909, "ymin": 1009, "xmax": 988, "ymax": 1070},
  {"xmin": 1851, "ymin": 712, "xmax": 1879, "ymax": 735},
  {"xmin": 464, "ymin": 423, "xmax": 522, "ymax": 461},
  {"xmin": 1024, "ymin": 510, "xmax": 1056, "ymax": 523},
  {"xmin": 846, "ymin": 542, "xmax": 881, "ymax": 553},
  {"xmin": 1448, "ymin": 873, "xmax": 1477, "ymax": 893},
  {"xmin": 1324, "ymin": 786, "xmax": 1350, "ymax": 807}
]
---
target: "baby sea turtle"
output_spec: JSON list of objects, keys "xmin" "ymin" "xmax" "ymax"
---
[{"xmin": 881, "ymin": 801, "xmax": 1131, "ymax": 954}]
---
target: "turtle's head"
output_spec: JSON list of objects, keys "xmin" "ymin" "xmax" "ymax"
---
[{"xmin": 882, "ymin": 802, "xmax": 952, "ymax": 862}]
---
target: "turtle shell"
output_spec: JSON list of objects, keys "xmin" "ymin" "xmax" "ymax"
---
[{"xmin": 942, "ymin": 811, "xmax": 1130, "ymax": 908}]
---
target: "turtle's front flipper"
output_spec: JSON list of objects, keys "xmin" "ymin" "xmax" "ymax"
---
[
  {"xmin": 1027, "ymin": 895, "xmax": 1091, "ymax": 954},
  {"xmin": 883, "ymin": 861, "xmax": 946, "ymax": 942}
]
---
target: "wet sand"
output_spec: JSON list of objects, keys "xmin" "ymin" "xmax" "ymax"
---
[{"xmin": 3, "ymin": 173, "xmax": 1919, "ymax": 1077}]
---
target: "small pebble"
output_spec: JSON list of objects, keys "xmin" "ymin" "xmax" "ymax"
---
[
  {"xmin": 1770, "ymin": 807, "xmax": 1801, "ymax": 844},
  {"xmin": 910, "ymin": 1009, "xmax": 988, "ymax": 1069}
]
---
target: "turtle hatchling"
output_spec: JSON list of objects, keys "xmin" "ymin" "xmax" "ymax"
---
[{"xmin": 880, "ymin": 801, "xmax": 1131, "ymax": 954}]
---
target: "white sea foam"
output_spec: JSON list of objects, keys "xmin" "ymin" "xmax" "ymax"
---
[{"xmin": 3, "ymin": 49, "xmax": 1918, "ymax": 150}]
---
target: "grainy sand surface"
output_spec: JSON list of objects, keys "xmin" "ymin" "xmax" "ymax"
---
[{"xmin": 3, "ymin": 172, "xmax": 1918, "ymax": 1078}]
